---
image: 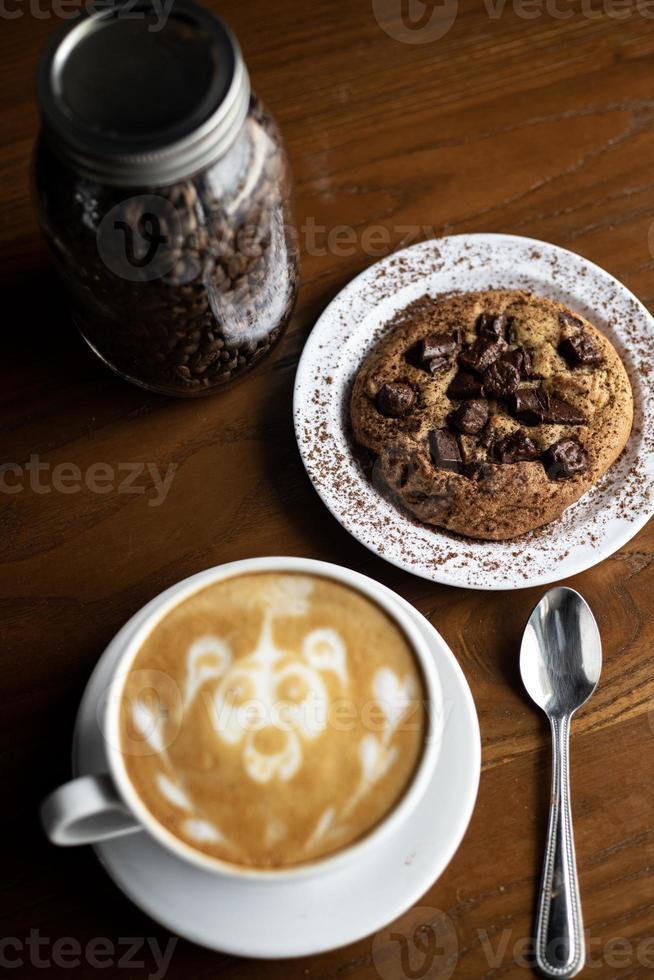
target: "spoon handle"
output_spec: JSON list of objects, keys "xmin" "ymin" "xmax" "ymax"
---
[{"xmin": 535, "ymin": 714, "xmax": 585, "ymax": 979}]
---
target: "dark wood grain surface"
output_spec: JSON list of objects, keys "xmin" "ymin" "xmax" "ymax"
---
[{"xmin": 2, "ymin": 1, "xmax": 654, "ymax": 977}]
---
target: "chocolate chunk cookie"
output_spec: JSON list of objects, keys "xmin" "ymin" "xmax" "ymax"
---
[{"xmin": 350, "ymin": 289, "xmax": 633, "ymax": 540}]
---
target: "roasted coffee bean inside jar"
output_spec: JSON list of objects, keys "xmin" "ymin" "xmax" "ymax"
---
[{"xmin": 34, "ymin": 0, "xmax": 298, "ymax": 396}]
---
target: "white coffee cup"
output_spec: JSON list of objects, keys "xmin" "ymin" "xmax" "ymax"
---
[{"xmin": 41, "ymin": 557, "xmax": 442, "ymax": 881}]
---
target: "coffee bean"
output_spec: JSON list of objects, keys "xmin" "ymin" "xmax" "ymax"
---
[
  {"xmin": 212, "ymin": 265, "xmax": 229, "ymax": 290},
  {"xmin": 228, "ymin": 254, "xmax": 248, "ymax": 279}
]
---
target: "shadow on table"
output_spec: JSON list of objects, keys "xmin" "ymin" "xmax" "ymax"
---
[{"xmin": 3, "ymin": 265, "xmax": 163, "ymax": 411}]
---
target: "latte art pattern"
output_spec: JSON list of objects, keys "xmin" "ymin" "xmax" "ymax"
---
[{"xmin": 120, "ymin": 573, "xmax": 426, "ymax": 868}]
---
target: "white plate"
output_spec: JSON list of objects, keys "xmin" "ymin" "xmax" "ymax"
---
[
  {"xmin": 72, "ymin": 586, "xmax": 480, "ymax": 958},
  {"xmin": 294, "ymin": 233, "xmax": 654, "ymax": 590}
]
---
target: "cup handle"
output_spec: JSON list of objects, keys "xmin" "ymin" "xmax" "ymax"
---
[{"xmin": 40, "ymin": 773, "xmax": 141, "ymax": 845}]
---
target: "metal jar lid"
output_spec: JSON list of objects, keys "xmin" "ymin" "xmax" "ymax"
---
[{"xmin": 37, "ymin": 0, "xmax": 251, "ymax": 186}]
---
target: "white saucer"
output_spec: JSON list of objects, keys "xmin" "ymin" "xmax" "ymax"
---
[
  {"xmin": 72, "ymin": 586, "xmax": 480, "ymax": 958},
  {"xmin": 294, "ymin": 233, "xmax": 654, "ymax": 589}
]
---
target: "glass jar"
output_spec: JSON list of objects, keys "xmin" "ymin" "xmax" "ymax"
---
[{"xmin": 34, "ymin": 1, "xmax": 298, "ymax": 396}]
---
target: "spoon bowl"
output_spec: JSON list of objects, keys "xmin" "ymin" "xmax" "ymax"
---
[{"xmin": 521, "ymin": 586, "xmax": 602, "ymax": 718}]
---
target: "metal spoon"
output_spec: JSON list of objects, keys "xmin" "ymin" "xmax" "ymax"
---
[{"xmin": 520, "ymin": 587, "xmax": 602, "ymax": 979}]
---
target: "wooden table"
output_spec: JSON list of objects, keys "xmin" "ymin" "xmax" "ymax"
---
[{"xmin": 2, "ymin": 1, "xmax": 653, "ymax": 976}]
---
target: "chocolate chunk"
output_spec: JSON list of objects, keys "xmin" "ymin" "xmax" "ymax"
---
[
  {"xmin": 448, "ymin": 399, "xmax": 489, "ymax": 434},
  {"xmin": 543, "ymin": 439, "xmax": 589, "ymax": 480},
  {"xmin": 501, "ymin": 346, "xmax": 533, "ymax": 378},
  {"xmin": 447, "ymin": 371, "xmax": 484, "ymax": 400},
  {"xmin": 509, "ymin": 388, "xmax": 549, "ymax": 424},
  {"xmin": 509, "ymin": 388, "xmax": 586, "ymax": 426},
  {"xmin": 509, "ymin": 388, "xmax": 548, "ymax": 424},
  {"xmin": 547, "ymin": 395, "xmax": 586, "ymax": 425},
  {"xmin": 411, "ymin": 331, "xmax": 459, "ymax": 374},
  {"xmin": 493, "ymin": 431, "xmax": 541, "ymax": 464},
  {"xmin": 421, "ymin": 331, "xmax": 459, "ymax": 360},
  {"xmin": 428, "ymin": 429, "xmax": 462, "ymax": 473},
  {"xmin": 376, "ymin": 382, "xmax": 416, "ymax": 418},
  {"xmin": 458, "ymin": 336, "xmax": 508, "ymax": 375},
  {"xmin": 558, "ymin": 330, "xmax": 603, "ymax": 368},
  {"xmin": 478, "ymin": 312, "xmax": 511, "ymax": 342},
  {"xmin": 482, "ymin": 360, "xmax": 520, "ymax": 399}
]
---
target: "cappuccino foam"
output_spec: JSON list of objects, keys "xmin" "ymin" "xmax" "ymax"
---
[{"xmin": 119, "ymin": 573, "xmax": 426, "ymax": 868}]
